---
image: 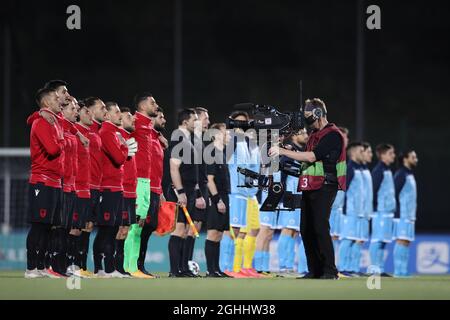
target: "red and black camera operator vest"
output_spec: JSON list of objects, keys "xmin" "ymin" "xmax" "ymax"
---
[{"xmin": 298, "ymin": 123, "xmax": 347, "ymax": 192}]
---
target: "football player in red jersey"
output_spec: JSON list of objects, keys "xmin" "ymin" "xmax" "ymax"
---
[
  {"xmin": 25, "ymin": 88, "xmax": 65, "ymax": 279},
  {"xmin": 95, "ymin": 102, "xmax": 130, "ymax": 277},
  {"xmin": 137, "ymin": 107, "xmax": 167, "ymax": 277}
]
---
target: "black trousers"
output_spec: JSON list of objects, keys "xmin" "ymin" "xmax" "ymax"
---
[{"xmin": 300, "ymin": 184, "xmax": 338, "ymax": 277}]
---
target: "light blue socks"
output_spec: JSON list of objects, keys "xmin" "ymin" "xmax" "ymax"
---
[
  {"xmin": 368, "ymin": 241, "xmax": 382, "ymax": 273},
  {"xmin": 394, "ymin": 242, "xmax": 410, "ymax": 276},
  {"xmin": 297, "ymin": 239, "xmax": 308, "ymax": 274},
  {"xmin": 286, "ymin": 237, "xmax": 295, "ymax": 270},
  {"xmin": 338, "ymin": 239, "xmax": 353, "ymax": 271},
  {"xmin": 350, "ymin": 242, "xmax": 362, "ymax": 273},
  {"xmin": 219, "ymin": 234, "xmax": 234, "ymax": 271},
  {"xmin": 254, "ymin": 251, "xmax": 263, "ymax": 271},
  {"xmin": 277, "ymin": 234, "xmax": 290, "ymax": 270}
]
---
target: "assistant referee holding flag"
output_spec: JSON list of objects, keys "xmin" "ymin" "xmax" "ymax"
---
[{"xmin": 269, "ymin": 98, "xmax": 346, "ymax": 279}]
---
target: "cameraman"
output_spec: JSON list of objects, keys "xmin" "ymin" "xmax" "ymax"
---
[{"xmin": 269, "ymin": 98, "xmax": 346, "ymax": 279}]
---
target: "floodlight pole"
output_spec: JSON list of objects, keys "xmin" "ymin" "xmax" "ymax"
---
[
  {"xmin": 355, "ymin": 0, "xmax": 365, "ymax": 140},
  {"xmin": 173, "ymin": 0, "xmax": 183, "ymax": 128}
]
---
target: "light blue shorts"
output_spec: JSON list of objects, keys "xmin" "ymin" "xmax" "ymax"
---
[
  {"xmin": 355, "ymin": 217, "xmax": 370, "ymax": 242},
  {"xmin": 229, "ymin": 194, "xmax": 247, "ymax": 228},
  {"xmin": 370, "ymin": 214, "xmax": 394, "ymax": 243},
  {"xmin": 393, "ymin": 218, "xmax": 415, "ymax": 241},
  {"xmin": 259, "ymin": 191, "xmax": 277, "ymax": 229},
  {"xmin": 277, "ymin": 210, "xmax": 300, "ymax": 231},
  {"xmin": 260, "ymin": 211, "xmax": 278, "ymax": 229},
  {"xmin": 339, "ymin": 214, "xmax": 359, "ymax": 240},
  {"xmin": 329, "ymin": 208, "xmax": 342, "ymax": 236}
]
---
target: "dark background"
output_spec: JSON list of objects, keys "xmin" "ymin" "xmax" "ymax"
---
[{"xmin": 1, "ymin": 0, "xmax": 449, "ymax": 231}]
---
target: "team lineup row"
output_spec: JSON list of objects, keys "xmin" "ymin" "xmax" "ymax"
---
[{"xmin": 24, "ymin": 79, "xmax": 418, "ymax": 279}]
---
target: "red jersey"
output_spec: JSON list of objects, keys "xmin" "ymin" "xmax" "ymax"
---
[
  {"xmin": 88, "ymin": 120, "xmax": 103, "ymax": 190},
  {"xmin": 27, "ymin": 111, "xmax": 65, "ymax": 180},
  {"xmin": 132, "ymin": 112, "xmax": 153, "ymax": 179},
  {"xmin": 62, "ymin": 118, "xmax": 78, "ymax": 193},
  {"xmin": 99, "ymin": 121, "xmax": 128, "ymax": 192},
  {"xmin": 119, "ymin": 128, "xmax": 137, "ymax": 198},
  {"xmin": 29, "ymin": 109, "xmax": 65, "ymax": 188},
  {"xmin": 27, "ymin": 111, "xmax": 79, "ymax": 135},
  {"xmin": 74, "ymin": 123, "xmax": 91, "ymax": 198},
  {"xmin": 150, "ymin": 128, "xmax": 164, "ymax": 195}
]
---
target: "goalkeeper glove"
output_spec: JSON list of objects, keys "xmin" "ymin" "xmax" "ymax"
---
[{"xmin": 126, "ymin": 138, "xmax": 138, "ymax": 157}]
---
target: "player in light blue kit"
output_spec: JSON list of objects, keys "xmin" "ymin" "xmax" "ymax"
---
[
  {"xmin": 338, "ymin": 142, "xmax": 364, "ymax": 276},
  {"xmin": 368, "ymin": 143, "xmax": 396, "ymax": 276},
  {"xmin": 350, "ymin": 142, "xmax": 373, "ymax": 275},
  {"xmin": 330, "ymin": 191, "xmax": 345, "ymax": 254},
  {"xmin": 254, "ymin": 170, "xmax": 281, "ymax": 276},
  {"xmin": 220, "ymin": 112, "xmax": 250, "ymax": 275},
  {"xmin": 393, "ymin": 150, "xmax": 418, "ymax": 277},
  {"xmin": 329, "ymin": 127, "xmax": 349, "ymax": 259},
  {"xmin": 275, "ymin": 129, "xmax": 308, "ymax": 275},
  {"xmin": 221, "ymin": 111, "xmax": 261, "ymax": 278}
]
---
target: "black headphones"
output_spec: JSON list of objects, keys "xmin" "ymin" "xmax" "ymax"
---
[
  {"xmin": 309, "ymin": 106, "xmax": 326, "ymax": 122},
  {"xmin": 313, "ymin": 107, "xmax": 323, "ymax": 120}
]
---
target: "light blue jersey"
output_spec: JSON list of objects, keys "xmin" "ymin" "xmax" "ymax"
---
[
  {"xmin": 398, "ymin": 171, "xmax": 417, "ymax": 221},
  {"xmin": 371, "ymin": 161, "xmax": 396, "ymax": 243},
  {"xmin": 228, "ymin": 135, "xmax": 260, "ymax": 227},
  {"xmin": 355, "ymin": 166, "xmax": 373, "ymax": 241},
  {"xmin": 340, "ymin": 161, "xmax": 364, "ymax": 240},
  {"xmin": 393, "ymin": 165, "xmax": 417, "ymax": 276},
  {"xmin": 260, "ymin": 170, "xmax": 281, "ymax": 229},
  {"xmin": 373, "ymin": 163, "xmax": 396, "ymax": 216},
  {"xmin": 345, "ymin": 161, "xmax": 364, "ymax": 217},
  {"xmin": 330, "ymin": 190, "xmax": 345, "ymax": 236},
  {"xmin": 393, "ymin": 166, "xmax": 417, "ymax": 241},
  {"xmin": 361, "ymin": 167, "xmax": 373, "ymax": 219},
  {"xmin": 228, "ymin": 137, "xmax": 253, "ymax": 197},
  {"xmin": 278, "ymin": 160, "xmax": 302, "ymax": 231},
  {"xmin": 246, "ymin": 144, "xmax": 260, "ymax": 198}
]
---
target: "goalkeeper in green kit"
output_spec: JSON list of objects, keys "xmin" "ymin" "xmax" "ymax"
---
[{"xmin": 123, "ymin": 93, "xmax": 159, "ymax": 278}]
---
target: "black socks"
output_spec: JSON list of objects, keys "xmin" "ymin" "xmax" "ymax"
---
[
  {"xmin": 205, "ymin": 239, "xmax": 221, "ymax": 273},
  {"xmin": 67, "ymin": 234, "xmax": 80, "ymax": 269},
  {"xmin": 93, "ymin": 226, "xmax": 117, "ymax": 274},
  {"xmin": 93, "ymin": 227, "xmax": 104, "ymax": 273},
  {"xmin": 138, "ymin": 224, "xmax": 155, "ymax": 269},
  {"xmin": 168, "ymin": 235, "xmax": 183, "ymax": 274},
  {"xmin": 79, "ymin": 231, "xmax": 91, "ymax": 270},
  {"xmin": 212, "ymin": 240, "xmax": 221, "ymax": 273},
  {"xmin": 26, "ymin": 223, "xmax": 51, "ymax": 270},
  {"xmin": 103, "ymin": 227, "xmax": 117, "ymax": 273},
  {"xmin": 115, "ymin": 239, "xmax": 125, "ymax": 273},
  {"xmin": 205, "ymin": 239, "xmax": 215, "ymax": 273},
  {"xmin": 49, "ymin": 228, "xmax": 68, "ymax": 274},
  {"xmin": 181, "ymin": 236, "xmax": 195, "ymax": 272}
]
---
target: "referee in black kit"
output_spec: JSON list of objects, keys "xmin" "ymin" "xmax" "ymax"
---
[
  {"xmin": 269, "ymin": 98, "xmax": 347, "ymax": 279},
  {"xmin": 204, "ymin": 123, "xmax": 231, "ymax": 277},
  {"xmin": 167, "ymin": 108, "xmax": 205, "ymax": 277}
]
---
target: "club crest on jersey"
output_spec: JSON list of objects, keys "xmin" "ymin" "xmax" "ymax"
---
[
  {"xmin": 39, "ymin": 209, "xmax": 47, "ymax": 218},
  {"xmin": 72, "ymin": 212, "xmax": 79, "ymax": 221},
  {"xmin": 122, "ymin": 211, "xmax": 128, "ymax": 219},
  {"xmin": 104, "ymin": 212, "xmax": 111, "ymax": 221}
]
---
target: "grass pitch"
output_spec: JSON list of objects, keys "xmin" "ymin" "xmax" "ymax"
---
[{"xmin": 1, "ymin": 271, "xmax": 450, "ymax": 300}]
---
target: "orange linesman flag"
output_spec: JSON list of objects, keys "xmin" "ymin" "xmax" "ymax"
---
[{"xmin": 155, "ymin": 201, "xmax": 178, "ymax": 236}]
